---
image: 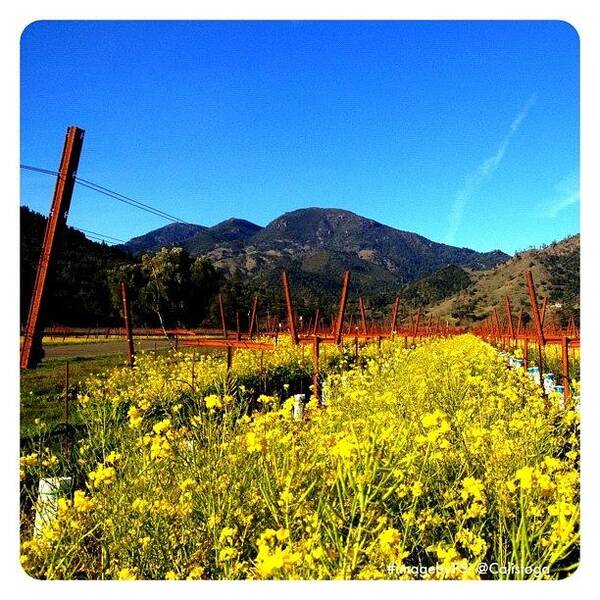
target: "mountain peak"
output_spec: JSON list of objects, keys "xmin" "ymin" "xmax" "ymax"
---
[
  {"xmin": 118, "ymin": 206, "xmax": 510, "ymax": 285},
  {"xmin": 118, "ymin": 222, "xmax": 205, "ymax": 254},
  {"xmin": 208, "ymin": 218, "xmax": 263, "ymax": 243}
]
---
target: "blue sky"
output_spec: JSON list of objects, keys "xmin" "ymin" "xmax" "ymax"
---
[{"xmin": 20, "ymin": 20, "xmax": 579, "ymax": 254}]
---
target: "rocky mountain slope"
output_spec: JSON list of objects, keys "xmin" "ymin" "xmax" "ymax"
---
[
  {"xmin": 120, "ymin": 208, "xmax": 510, "ymax": 292},
  {"xmin": 424, "ymin": 235, "xmax": 580, "ymax": 326}
]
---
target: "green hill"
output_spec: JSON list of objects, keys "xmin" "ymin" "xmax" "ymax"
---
[{"xmin": 425, "ymin": 235, "xmax": 580, "ymax": 326}]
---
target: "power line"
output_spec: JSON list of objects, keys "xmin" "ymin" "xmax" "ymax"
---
[
  {"xmin": 78, "ymin": 232, "xmax": 109, "ymax": 244},
  {"xmin": 20, "ymin": 164, "xmax": 59, "ymax": 177},
  {"xmin": 73, "ymin": 227, "xmax": 126, "ymax": 244},
  {"xmin": 74, "ymin": 176, "xmax": 189, "ymax": 224},
  {"xmin": 20, "ymin": 164, "xmax": 190, "ymax": 225},
  {"xmin": 74, "ymin": 179, "xmax": 184, "ymax": 223}
]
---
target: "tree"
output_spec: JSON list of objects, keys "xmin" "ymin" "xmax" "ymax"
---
[
  {"xmin": 108, "ymin": 247, "xmax": 223, "ymax": 328},
  {"xmin": 189, "ymin": 256, "xmax": 223, "ymax": 326}
]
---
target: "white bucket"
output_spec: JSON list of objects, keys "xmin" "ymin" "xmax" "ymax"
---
[
  {"xmin": 293, "ymin": 394, "xmax": 305, "ymax": 420},
  {"xmin": 527, "ymin": 367, "xmax": 541, "ymax": 385},
  {"xmin": 543, "ymin": 373, "xmax": 556, "ymax": 395},
  {"xmin": 553, "ymin": 385, "xmax": 565, "ymax": 410},
  {"xmin": 34, "ymin": 476, "xmax": 72, "ymax": 538}
]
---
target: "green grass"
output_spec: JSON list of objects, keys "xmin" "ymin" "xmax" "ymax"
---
[
  {"xmin": 20, "ymin": 346, "xmax": 221, "ymax": 438},
  {"xmin": 20, "ymin": 353, "xmax": 130, "ymax": 438}
]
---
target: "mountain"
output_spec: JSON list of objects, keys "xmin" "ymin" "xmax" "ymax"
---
[
  {"xmin": 119, "ymin": 218, "xmax": 264, "ymax": 256},
  {"xmin": 120, "ymin": 208, "xmax": 510, "ymax": 293},
  {"xmin": 117, "ymin": 222, "xmax": 206, "ymax": 255},
  {"xmin": 20, "ymin": 203, "xmax": 577, "ymax": 329},
  {"xmin": 208, "ymin": 218, "xmax": 263, "ymax": 242},
  {"xmin": 425, "ymin": 234, "xmax": 580, "ymax": 326}
]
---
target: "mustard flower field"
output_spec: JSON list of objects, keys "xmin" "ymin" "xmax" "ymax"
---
[{"xmin": 20, "ymin": 335, "xmax": 579, "ymax": 580}]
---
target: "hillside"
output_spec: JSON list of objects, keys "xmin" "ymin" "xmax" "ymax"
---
[
  {"xmin": 20, "ymin": 203, "xmax": 578, "ymax": 329},
  {"xmin": 119, "ymin": 218, "xmax": 264, "ymax": 256},
  {"xmin": 118, "ymin": 223, "xmax": 207, "ymax": 255},
  {"xmin": 20, "ymin": 206, "xmax": 134, "ymax": 326},
  {"xmin": 425, "ymin": 235, "xmax": 580, "ymax": 326},
  {"xmin": 398, "ymin": 265, "xmax": 473, "ymax": 310},
  {"xmin": 120, "ymin": 207, "xmax": 510, "ymax": 291}
]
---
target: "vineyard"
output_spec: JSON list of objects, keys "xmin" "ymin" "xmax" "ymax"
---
[
  {"xmin": 20, "ymin": 294, "xmax": 580, "ymax": 579},
  {"xmin": 19, "ymin": 128, "xmax": 580, "ymax": 581}
]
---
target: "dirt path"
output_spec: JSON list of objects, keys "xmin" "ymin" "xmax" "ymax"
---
[{"xmin": 42, "ymin": 338, "xmax": 175, "ymax": 359}]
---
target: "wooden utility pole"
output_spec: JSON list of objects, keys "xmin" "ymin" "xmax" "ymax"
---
[
  {"xmin": 120, "ymin": 281, "xmax": 135, "ymax": 368},
  {"xmin": 21, "ymin": 126, "xmax": 85, "ymax": 368}
]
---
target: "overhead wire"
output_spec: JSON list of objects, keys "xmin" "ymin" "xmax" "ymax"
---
[
  {"xmin": 20, "ymin": 163, "xmax": 190, "ymax": 225},
  {"xmin": 74, "ymin": 176, "xmax": 189, "ymax": 224},
  {"xmin": 72, "ymin": 227, "xmax": 126, "ymax": 244},
  {"xmin": 20, "ymin": 164, "xmax": 59, "ymax": 177}
]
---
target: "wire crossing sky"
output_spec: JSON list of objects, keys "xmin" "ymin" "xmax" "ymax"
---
[{"xmin": 20, "ymin": 20, "xmax": 579, "ymax": 254}]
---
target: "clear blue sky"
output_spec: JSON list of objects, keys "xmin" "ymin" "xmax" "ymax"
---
[{"xmin": 20, "ymin": 20, "xmax": 579, "ymax": 254}]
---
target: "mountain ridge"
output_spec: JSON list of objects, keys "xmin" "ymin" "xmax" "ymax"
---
[
  {"xmin": 424, "ymin": 234, "xmax": 580, "ymax": 326},
  {"xmin": 118, "ymin": 207, "xmax": 510, "ymax": 289}
]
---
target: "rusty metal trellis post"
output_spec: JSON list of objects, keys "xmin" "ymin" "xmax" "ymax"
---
[
  {"xmin": 120, "ymin": 281, "xmax": 135, "ymax": 368},
  {"xmin": 358, "ymin": 297, "xmax": 367, "ymax": 335},
  {"xmin": 63, "ymin": 362, "xmax": 70, "ymax": 425},
  {"xmin": 525, "ymin": 271, "xmax": 546, "ymax": 388},
  {"xmin": 390, "ymin": 297, "xmax": 400, "ymax": 337},
  {"xmin": 334, "ymin": 271, "xmax": 351, "ymax": 346},
  {"xmin": 218, "ymin": 294, "xmax": 228, "ymax": 340},
  {"xmin": 248, "ymin": 296, "xmax": 258, "ymax": 339},
  {"xmin": 312, "ymin": 308, "xmax": 320, "ymax": 335},
  {"xmin": 540, "ymin": 297, "xmax": 548, "ymax": 329},
  {"xmin": 412, "ymin": 308, "xmax": 421, "ymax": 342},
  {"xmin": 561, "ymin": 336, "xmax": 571, "ymax": 404},
  {"xmin": 312, "ymin": 336, "xmax": 321, "ymax": 403},
  {"xmin": 226, "ymin": 346, "xmax": 233, "ymax": 371},
  {"xmin": 281, "ymin": 271, "xmax": 299, "ymax": 345},
  {"xmin": 62, "ymin": 361, "xmax": 71, "ymax": 455},
  {"xmin": 516, "ymin": 307, "xmax": 523, "ymax": 337},
  {"xmin": 493, "ymin": 308, "xmax": 502, "ymax": 346},
  {"xmin": 504, "ymin": 295, "xmax": 515, "ymax": 342},
  {"xmin": 226, "ymin": 346, "xmax": 233, "ymax": 394},
  {"xmin": 21, "ymin": 126, "xmax": 85, "ymax": 369},
  {"xmin": 120, "ymin": 282, "xmax": 135, "ymax": 367},
  {"xmin": 525, "ymin": 271, "xmax": 545, "ymax": 347}
]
